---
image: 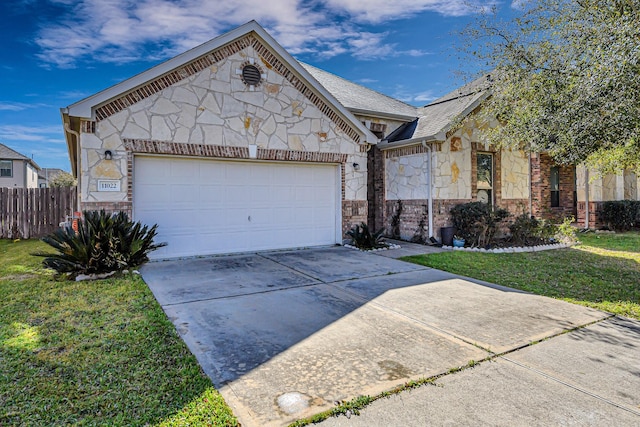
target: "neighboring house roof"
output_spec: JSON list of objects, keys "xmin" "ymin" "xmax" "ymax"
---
[
  {"xmin": 381, "ymin": 74, "xmax": 492, "ymax": 149},
  {"xmin": 38, "ymin": 168, "xmax": 65, "ymax": 180},
  {"xmin": 301, "ymin": 63, "xmax": 418, "ymax": 121},
  {"xmin": 62, "ymin": 21, "xmax": 379, "ymax": 175},
  {"xmin": 0, "ymin": 143, "xmax": 41, "ymax": 170}
]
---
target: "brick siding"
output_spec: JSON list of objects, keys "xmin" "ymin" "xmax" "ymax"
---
[{"xmin": 530, "ymin": 153, "xmax": 576, "ymax": 220}]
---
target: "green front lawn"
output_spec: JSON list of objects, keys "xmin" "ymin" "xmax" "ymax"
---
[
  {"xmin": 0, "ymin": 239, "xmax": 237, "ymax": 426},
  {"xmin": 402, "ymin": 231, "xmax": 640, "ymax": 320}
]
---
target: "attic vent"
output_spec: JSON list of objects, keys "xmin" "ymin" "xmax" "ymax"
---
[{"xmin": 241, "ymin": 64, "xmax": 262, "ymax": 86}]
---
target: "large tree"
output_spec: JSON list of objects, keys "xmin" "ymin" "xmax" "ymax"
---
[{"xmin": 464, "ymin": 0, "xmax": 640, "ymax": 172}]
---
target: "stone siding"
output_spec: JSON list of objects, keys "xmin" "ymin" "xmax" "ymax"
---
[
  {"xmin": 78, "ymin": 36, "xmax": 368, "ymax": 234},
  {"xmin": 501, "ymin": 149, "xmax": 529, "ymax": 200}
]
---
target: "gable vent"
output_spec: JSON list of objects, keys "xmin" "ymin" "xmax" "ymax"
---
[{"xmin": 242, "ymin": 64, "xmax": 262, "ymax": 86}]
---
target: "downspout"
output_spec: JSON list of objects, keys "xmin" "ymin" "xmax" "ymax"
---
[
  {"xmin": 584, "ymin": 168, "xmax": 590, "ymax": 229},
  {"xmin": 64, "ymin": 122, "xmax": 81, "ymax": 209},
  {"xmin": 421, "ymin": 140, "xmax": 434, "ymax": 238}
]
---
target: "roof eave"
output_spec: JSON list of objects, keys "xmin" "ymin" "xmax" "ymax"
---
[
  {"xmin": 64, "ymin": 20, "xmax": 378, "ymax": 145},
  {"xmin": 60, "ymin": 108, "xmax": 78, "ymax": 177},
  {"xmin": 348, "ymin": 108, "xmax": 417, "ymax": 122},
  {"xmin": 66, "ymin": 22, "xmax": 269, "ymax": 119},
  {"xmin": 378, "ymin": 132, "xmax": 447, "ymax": 150},
  {"xmin": 424, "ymin": 90, "xmax": 491, "ymax": 137}
]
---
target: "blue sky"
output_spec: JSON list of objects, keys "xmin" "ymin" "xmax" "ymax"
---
[{"xmin": 1, "ymin": 0, "xmax": 517, "ymax": 172}]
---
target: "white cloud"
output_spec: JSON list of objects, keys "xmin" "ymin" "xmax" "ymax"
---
[
  {"xmin": 0, "ymin": 102, "xmax": 49, "ymax": 111},
  {"xmin": 0, "ymin": 102, "xmax": 30, "ymax": 111},
  {"xmin": 34, "ymin": 0, "xmax": 469, "ymax": 67},
  {"xmin": 413, "ymin": 90, "xmax": 438, "ymax": 103},
  {"xmin": 323, "ymin": 0, "xmax": 485, "ymax": 22},
  {"xmin": 0, "ymin": 125, "xmax": 64, "ymax": 143},
  {"xmin": 391, "ymin": 87, "xmax": 438, "ymax": 105}
]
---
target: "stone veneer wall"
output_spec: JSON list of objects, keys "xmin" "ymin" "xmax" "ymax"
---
[
  {"xmin": 380, "ymin": 118, "xmax": 532, "ymax": 240},
  {"xmin": 574, "ymin": 166, "xmax": 640, "ymax": 228},
  {"xmin": 76, "ymin": 34, "xmax": 369, "ymax": 234}
]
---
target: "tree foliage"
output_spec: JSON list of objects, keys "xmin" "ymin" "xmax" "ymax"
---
[
  {"xmin": 463, "ymin": 0, "xmax": 640, "ymax": 169},
  {"xmin": 49, "ymin": 171, "xmax": 77, "ymax": 187}
]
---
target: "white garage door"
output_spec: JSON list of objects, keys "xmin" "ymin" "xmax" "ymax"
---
[{"xmin": 133, "ymin": 156, "xmax": 340, "ymax": 259}]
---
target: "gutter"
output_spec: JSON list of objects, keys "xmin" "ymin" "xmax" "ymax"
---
[
  {"xmin": 64, "ymin": 121, "xmax": 81, "ymax": 208},
  {"xmin": 348, "ymin": 108, "xmax": 417, "ymax": 123},
  {"xmin": 378, "ymin": 132, "xmax": 446, "ymax": 150}
]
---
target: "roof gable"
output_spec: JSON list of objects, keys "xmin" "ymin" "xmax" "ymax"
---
[
  {"xmin": 63, "ymin": 21, "xmax": 377, "ymax": 145},
  {"xmin": 301, "ymin": 63, "xmax": 418, "ymax": 120},
  {"xmin": 381, "ymin": 74, "xmax": 491, "ymax": 148}
]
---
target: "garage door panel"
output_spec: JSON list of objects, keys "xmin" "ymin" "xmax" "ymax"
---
[{"xmin": 134, "ymin": 157, "xmax": 338, "ymax": 258}]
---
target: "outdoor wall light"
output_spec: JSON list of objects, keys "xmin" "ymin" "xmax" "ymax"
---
[
  {"xmin": 104, "ymin": 150, "xmax": 113, "ymax": 160},
  {"xmin": 352, "ymin": 162, "xmax": 360, "ymax": 171}
]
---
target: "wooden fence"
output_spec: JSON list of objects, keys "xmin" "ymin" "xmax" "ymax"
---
[{"xmin": 0, "ymin": 187, "xmax": 78, "ymax": 239}]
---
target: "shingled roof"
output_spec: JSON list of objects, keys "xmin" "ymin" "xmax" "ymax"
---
[
  {"xmin": 381, "ymin": 74, "xmax": 492, "ymax": 148},
  {"xmin": 301, "ymin": 63, "xmax": 418, "ymax": 121},
  {"xmin": 0, "ymin": 143, "xmax": 40, "ymax": 169}
]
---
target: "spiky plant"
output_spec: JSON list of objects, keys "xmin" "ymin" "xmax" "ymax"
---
[
  {"xmin": 34, "ymin": 210, "xmax": 166, "ymax": 277},
  {"xmin": 346, "ymin": 222, "xmax": 387, "ymax": 250}
]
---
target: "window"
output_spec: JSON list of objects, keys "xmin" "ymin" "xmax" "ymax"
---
[
  {"xmin": 476, "ymin": 152, "xmax": 493, "ymax": 204},
  {"xmin": 550, "ymin": 166, "xmax": 560, "ymax": 207},
  {"xmin": 0, "ymin": 160, "xmax": 12, "ymax": 177}
]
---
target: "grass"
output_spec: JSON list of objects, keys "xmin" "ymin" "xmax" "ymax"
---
[
  {"xmin": 0, "ymin": 239, "xmax": 238, "ymax": 426},
  {"xmin": 402, "ymin": 231, "xmax": 640, "ymax": 320}
]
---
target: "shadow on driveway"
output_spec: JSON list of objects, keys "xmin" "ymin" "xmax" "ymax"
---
[{"xmin": 140, "ymin": 246, "xmax": 608, "ymax": 426}]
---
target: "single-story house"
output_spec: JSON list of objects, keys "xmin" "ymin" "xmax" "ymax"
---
[
  {"xmin": 0, "ymin": 143, "xmax": 40, "ymax": 189},
  {"xmin": 61, "ymin": 21, "xmax": 638, "ymax": 258},
  {"xmin": 38, "ymin": 168, "xmax": 66, "ymax": 188}
]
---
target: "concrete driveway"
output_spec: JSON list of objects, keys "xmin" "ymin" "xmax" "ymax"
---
[{"xmin": 140, "ymin": 246, "xmax": 639, "ymax": 426}]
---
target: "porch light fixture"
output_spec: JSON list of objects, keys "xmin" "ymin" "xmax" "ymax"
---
[
  {"xmin": 352, "ymin": 162, "xmax": 360, "ymax": 171},
  {"xmin": 104, "ymin": 150, "xmax": 113, "ymax": 160}
]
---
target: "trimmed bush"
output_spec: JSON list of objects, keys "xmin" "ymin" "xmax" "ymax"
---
[
  {"xmin": 509, "ymin": 213, "xmax": 576, "ymax": 245},
  {"xmin": 35, "ymin": 210, "xmax": 166, "ymax": 277},
  {"xmin": 601, "ymin": 200, "xmax": 640, "ymax": 231},
  {"xmin": 509, "ymin": 214, "xmax": 540, "ymax": 246},
  {"xmin": 450, "ymin": 202, "xmax": 510, "ymax": 248}
]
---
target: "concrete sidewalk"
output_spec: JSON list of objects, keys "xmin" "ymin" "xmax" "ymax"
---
[
  {"xmin": 140, "ymin": 246, "xmax": 637, "ymax": 426},
  {"xmin": 320, "ymin": 316, "xmax": 640, "ymax": 426}
]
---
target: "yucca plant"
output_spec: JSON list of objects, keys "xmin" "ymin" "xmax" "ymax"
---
[
  {"xmin": 346, "ymin": 222, "xmax": 387, "ymax": 250},
  {"xmin": 34, "ymin": 210, "xmax": 166, "ymax": 277}
]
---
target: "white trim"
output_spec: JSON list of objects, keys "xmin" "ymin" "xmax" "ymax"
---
[
  {"xmin": 334, "ymin": 164, "xmax": 342, "ymax": 244},
  {"xmin": 379, "ymin": 132, "xmax": 446, "ymax": 150},
  {"xmin": 63, "ymin": 21, "xmax": 377, "ymax": 145}
]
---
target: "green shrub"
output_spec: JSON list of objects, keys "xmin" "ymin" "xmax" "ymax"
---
[
  {"xmin": 35, "ymin": 210, "xmax": 166, "ymax": 277},
  {"xmin": 509, "ymin": 213, "xmax": 540, "ymax": 245},
  {"xmin": 556, "ymin": 216, "xmax": 577, "ymax": 243},
  {"xmin": 450, "ymin": 202, "xmax": 510, "ymax": 248},
  {"xmin": 346, "ymin": 222, "xmax": 387, "ymax": 250},
  {"xmin": 509, "ymin": 213, "xmax": 577, "ymax": 245},
  {"xmin": 601, "ymin": 200, "xmax": 640, "ymax": 231}
]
